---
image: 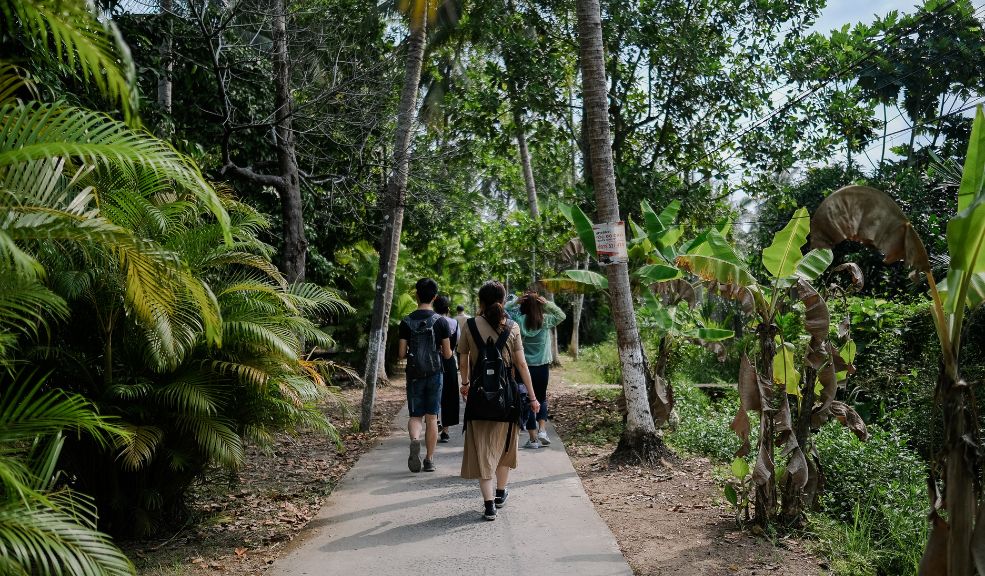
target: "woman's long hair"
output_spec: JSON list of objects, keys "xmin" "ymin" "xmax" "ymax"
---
[
  {"xmin": 478, "ymin": 280, "xmax": 507, "ymax": 328},
  {"xmin": 519, "ymin": 293, "xmax": 544, "ymax": 331}
]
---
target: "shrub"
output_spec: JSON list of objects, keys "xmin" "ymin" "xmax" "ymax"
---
[
  {"xmin": 814, "ymin": 423, "xmax": 928, "ymax": 575},
  {"xmin": 666, "ymin": 380, "xmax": 749, "ymax": 462},
  {"xmin": 583, "ymin": 341, "xmax": 622, "ymax": 386}
]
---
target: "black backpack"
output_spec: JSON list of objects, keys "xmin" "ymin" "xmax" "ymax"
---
[
  {"xmin": 404, "ymin": 314, "xmax": 442, "ymax": 378},
  {"xmin": 463, "ymin": 318, "xmax": 521, "ymax": 423}
]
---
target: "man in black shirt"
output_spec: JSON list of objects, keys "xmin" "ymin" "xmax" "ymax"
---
[{"xmin": 398, "ymin": 278, "xmax": 452, "ymax": 472}]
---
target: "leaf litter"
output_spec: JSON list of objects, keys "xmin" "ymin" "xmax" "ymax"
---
[{"xmin": 123, "ymin": 381, "xmax": 407, "ymax": 575}]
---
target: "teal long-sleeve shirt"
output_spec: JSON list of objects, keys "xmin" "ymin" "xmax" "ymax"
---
[{"xmin": 505, "ymin": 299, "xmax": 567, "ymax": 366}]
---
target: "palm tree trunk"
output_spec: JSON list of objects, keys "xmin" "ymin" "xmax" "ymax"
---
[
  {"xmin": 360, "ymin": 14, "xmax": 427, "ymax": 431},
  {"xmin": 568, "ymin": 257, "xmax": 588, "ymax": 359},
  {"xmin": 576, "ymin": 0, "xmax": 662, "ymax": 462},
  {"xmin": 272, "ymin": 0, "xmax": 306, "ymax": 282},
  {"xmin": 157, "ymin": 0, "xmax": 173, "ymax": 139}
]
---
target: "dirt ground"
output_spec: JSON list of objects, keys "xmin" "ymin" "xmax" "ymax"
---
[
  {"xmin": 551, "ymin": 362, "xmax": 827, "ymax": 576},
  {"xmin": 124, "ymin": 380, "xmax": 406, "ymax": 575}
]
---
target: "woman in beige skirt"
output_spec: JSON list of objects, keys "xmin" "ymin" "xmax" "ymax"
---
[{"xmin": 457, "ymin": 280, "xmax": 539, "ymax": 521}]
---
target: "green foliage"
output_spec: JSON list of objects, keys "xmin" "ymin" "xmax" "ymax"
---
[
  {"xmin": 813, "ymin": 423, "xmax": 928, "ymax": 575},
  {"xmin": 583, "ymin": 341, "xmax": 622, "ymax": 387},
  {"xmin": 762, "ymin": 207, "xmax": 810, "ymax": 279},
  {"xmin": 666, "ymin": 380, "xmax": 746, "ymax": 462},
  {"xmin": 0, "ymin": 373, "xmax": 136, "ymax": 576},
  {"xmin": 0, "ymin": 0, "xmax": 136, "ymax": 119}
]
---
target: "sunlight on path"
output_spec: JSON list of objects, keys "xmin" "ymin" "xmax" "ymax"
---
[{"xmin": 267, "ymin": 401, "xmax": 631, "ymax": 576}]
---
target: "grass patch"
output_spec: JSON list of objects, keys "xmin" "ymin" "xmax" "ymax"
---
[{"xmin": 665, "ymin": 377, "xmax": 749, "ymax": 462}]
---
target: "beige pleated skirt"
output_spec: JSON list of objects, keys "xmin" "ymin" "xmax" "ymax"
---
[{"xmin": 460, "ymin": 421, "xmax": 519, "ymax": 480}]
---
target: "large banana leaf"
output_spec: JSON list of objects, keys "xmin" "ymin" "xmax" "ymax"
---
[
  {"xmin": 642, "ymin": 199, "xmax": 680, "ymax": 248},
  {"xmin": 773, "ymin": 341, "xmax": 801, "ymax": 396},
  {"xmin": 794, "ymin": 248, "xmax": 833, "ymax": 282},
  {"xmin": 559, "ymin": 201, "xmax": 597, "ymax": 257},
  {"xmin": 538, "ymin": 269, "xmax": 608, "ymax": 293},
  {"xmin": 944, "ymin": 197, "xmax": 985, "ymax": 311},
  {"xmin": 565, "ymin": 269, "xmax": 607, "ymax": 289},
  {"xmin": 635, "ymin": 263, "xmax": 682, "ymax": 283},
  {"xmin": 675, "ymin": 229, "xmax": 756, "ymax": 288},
  {"xmin": 945, "ymin": 107, "xmax": 985, "ymax": 312},
  {"xmin": 689, "ymin": 327, "xmax": 734, "ymax": 341},
  {"xmin": 811, "ymin": 185, "xmax": 930, "ymax": 273},
  {"xmin": 763, "ymin": 207, "xmax": 809, "ymax": 279},
  {"xmin": 958, "ymin": 106, "xmax": 985, "ymax": 212}
]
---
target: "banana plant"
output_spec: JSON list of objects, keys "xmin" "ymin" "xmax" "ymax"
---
[
  {"xmin": 810, "ymin": 106, "xmax": 985, "ymax": 576},
  {"xmin": 677, "ymin": 207, "xmax": 864, "ymax": 527},
  {"xmin": 546, "ymin": 201, "xmax": 729, "ymax": 427},
  {"xmin": 639, "ymin": 289, "xmax": 733, "ymax": 426}
]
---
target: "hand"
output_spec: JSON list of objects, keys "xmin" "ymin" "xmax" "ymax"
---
[
  {"xmin": 530, "ymin": 399, "xmax": 541, "ymax": 414},
  {"xmin": 459, "ymin": 383, "xmax": 469, "ymax": 399},
  {"xmin": 536, "ymin": 295, "xmax": 547, "ymax": 304}
]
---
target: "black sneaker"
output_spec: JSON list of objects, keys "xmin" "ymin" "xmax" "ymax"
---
[
  {"xmin": 494, "ymin": 488, "xmax": 509, "ymax": 508},
  {"xmin": 408, "ymin": 440, "xmax": 422, "ymax": 473},
  {"xmin": 483, "ymin": 502, "xmax": 497, "ymax": 521},
  {"xmin": 422, "ymin": 458, "xmax": 435, "ymax": 472},
  {"xmin": 439, "ymin": 431, "xmax": 450, "ymax": 443}
]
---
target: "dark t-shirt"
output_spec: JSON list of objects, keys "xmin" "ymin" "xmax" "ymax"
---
[{"xmin": 398, "ymin": 309, "xmax": 451, "ymax": 345}]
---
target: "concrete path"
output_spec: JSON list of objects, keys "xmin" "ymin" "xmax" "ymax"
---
[{"xmin": 268, "ymin": 404, "xmax": 633, "ymax": 576}]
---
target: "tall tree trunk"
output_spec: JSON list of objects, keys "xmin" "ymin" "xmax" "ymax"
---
[
  {"xmin": 514, "ymin": 108, "xmax": 540, "ymax": 219},
  {"xmin": 271, "ymin": 0, "xmax": 306, "ymax": 282},
  {"xmin": 360, "ymin": 14, "xmax": 428, "ymax": 431},
  {"xmin": 569, "ymin": 255, "xmax": 588, "ymax": 360},
  {"xmin": 157, "ymin": 0, "xmax": 173, "ymax": 139},
  {"xmin": 576, "ymin": 0, "xmax": 662, "ymax": 463},
  {"xmin": 568, "ymin": 73, "xmax": 579, "ymax": 188}
]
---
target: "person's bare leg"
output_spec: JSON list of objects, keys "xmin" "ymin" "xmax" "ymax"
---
[
  {"xmin": 424, "ymin": 414, "xmax": 438, "ymax": 459},
  {"xmin": 408, "ymin": 416, "xmax": 423, "ymax": 440},
  {"xmin": 479, "ymin": 478, "xmax": 495, "ymax": 500},
  {"xmin": 496, "ymin": 465, "xmax": 510, "ymax": 490}
]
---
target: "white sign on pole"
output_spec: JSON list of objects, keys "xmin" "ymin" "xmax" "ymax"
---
[{"xmin": 592, "ymin": 221, "xmax": 628, "ymax": 264}]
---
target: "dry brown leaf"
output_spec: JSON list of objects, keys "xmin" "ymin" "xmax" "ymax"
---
[{"xmin": 811, "ymin": 185, "xmax": 930, "ymax": 272}]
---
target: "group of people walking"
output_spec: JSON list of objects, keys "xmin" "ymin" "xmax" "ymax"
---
[{"xmin": 397, "ymin": 277, "xmax": 566, "ymax": 521}]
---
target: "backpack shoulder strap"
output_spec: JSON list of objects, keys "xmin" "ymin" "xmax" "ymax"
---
[
  {"xmin": 466, "ymin": 318, "xmax": 483, "ymax": 349},
  {"xmin": 494, "ymin": 319, "xmax": 513, "ymax": 351}
]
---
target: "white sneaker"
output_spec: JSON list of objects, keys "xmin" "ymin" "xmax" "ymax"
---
[
  {"xmin": 537, "ymin": 431, "xmax": 551, "ymax": 446},
  {"xmin": 522, "ymin": 439, "xmax": 542, "ymax": 449}
]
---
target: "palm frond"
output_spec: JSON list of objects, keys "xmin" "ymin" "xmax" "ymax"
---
[
  {"xmin": 0, "ymin": 0, "xmax": 136, "ymax": 120},
  {"xmin": 114, "ymin": 425, "xmax": 164, "ymax": 472},
  {"xmin": 0, "ymin": 274, "xmax": 69, "ymax": 344},
  {"xmin": 155, "ymin": 372, "xmax": 223, "ymax": 416},
  {"xmin": 287, "ymin": 282, "xmax": 355, "ymax": 317},
  {"xmin": 172, "ymin": 415, "xmax": 244, "ymax": 468},
  {"xmin": 0, "ymin": 498, "xmax": 135, "ymax": 576},
  {"xmin": 0, "ymin": 64, "xmax": 39, "ymax": 105},
  {"xmin": 206, "ymin": 360, "xmax": 271, "ymax": 388},
  {"xmin": 0, "ymin": 372, "xmax": 124, "ymax": 449},
  {"xmin": 0, "ymin": 102, "xmax": 230, "ymax": 240}
]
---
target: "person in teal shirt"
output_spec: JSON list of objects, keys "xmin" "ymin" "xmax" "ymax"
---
[{"xmin": 506, "ymin": 292, "xmax": 566, "ymax": 448}]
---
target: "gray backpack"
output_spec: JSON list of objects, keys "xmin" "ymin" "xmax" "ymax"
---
[{"xmin": 404, "ymin": 314, "xmax": 442, "ymax": 378}]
